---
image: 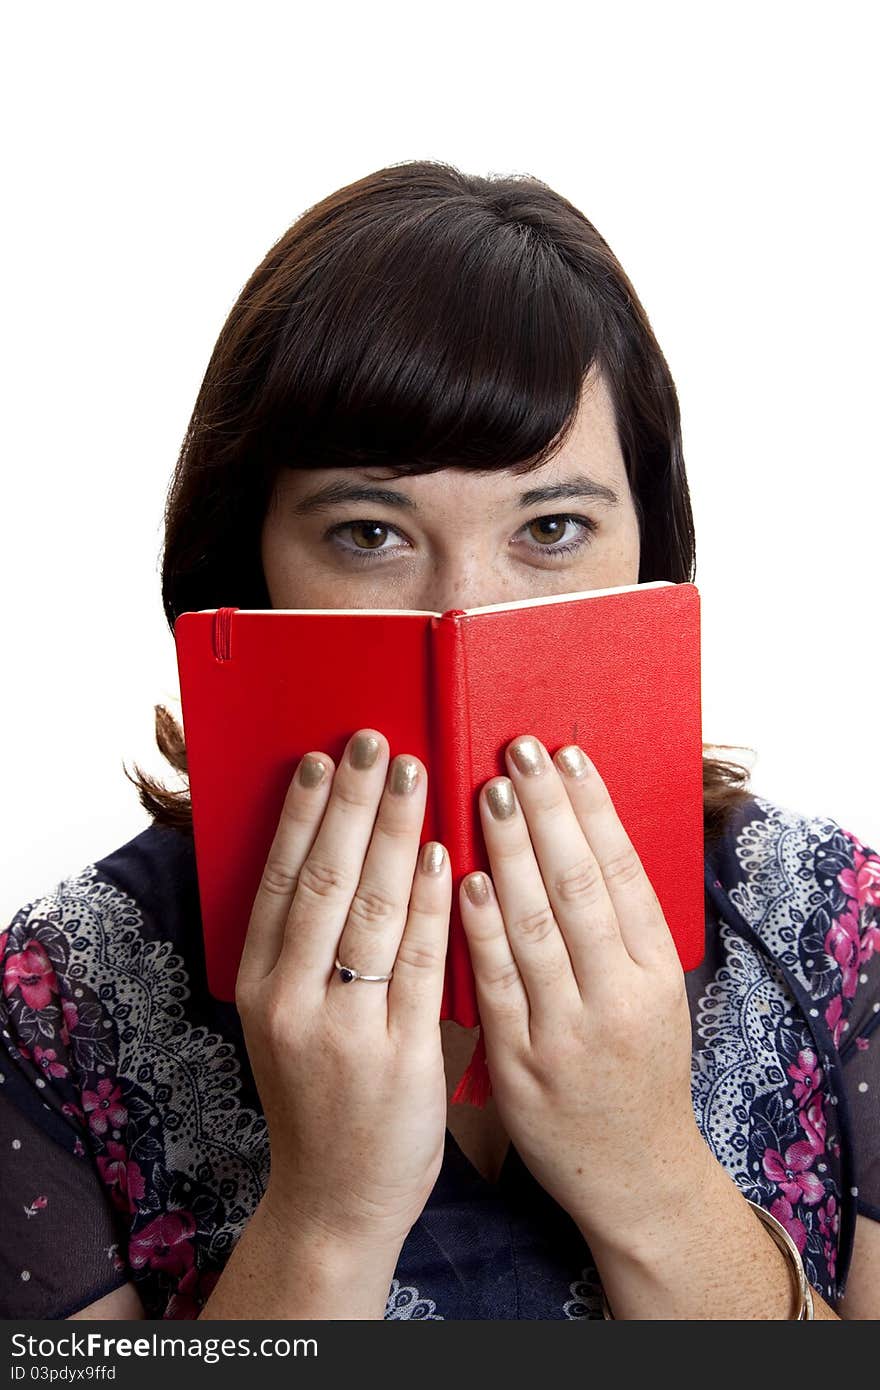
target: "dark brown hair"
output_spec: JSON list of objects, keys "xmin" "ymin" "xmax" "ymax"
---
[{"xmin": 126, "ymin": 159, "xmax": 754, "ymax": 844}]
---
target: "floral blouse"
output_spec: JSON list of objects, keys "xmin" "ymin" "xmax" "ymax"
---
[{"xmin": 1, "ymin": 793, "xmax": 878, "ymax": 1320}]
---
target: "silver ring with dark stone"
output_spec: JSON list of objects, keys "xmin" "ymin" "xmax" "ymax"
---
[{"xmin": 334, "ymin": 956, "xmax": 394, "ymax": 984}]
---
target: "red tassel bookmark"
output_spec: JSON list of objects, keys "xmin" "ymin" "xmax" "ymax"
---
[{"xmin": 449, "ymin": 1029, "xmax": 493, "ymax": 1107}]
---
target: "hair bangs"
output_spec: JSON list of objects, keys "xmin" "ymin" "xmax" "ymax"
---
[{"xmin": 255, "ymin": 208, "xmax": 606, "ymax": 481}]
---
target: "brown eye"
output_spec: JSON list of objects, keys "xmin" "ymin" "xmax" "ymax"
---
[
  {"xmin": 520, "ymin": 514, "xmax": 597, "ymax": 559},
  {"xmin": 527, "ymin": 516, "xmax": 570, "ymax": 546},
  {"xmin": 326, "ymin": 519, "xmax": 410, "ymax": 563},
  {"xmin": 348, "ymin": 521, "xmax": 390, "ymax": 550}
]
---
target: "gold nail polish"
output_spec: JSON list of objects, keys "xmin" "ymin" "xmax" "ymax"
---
[
  {"xmin": 464, "ymin": 872, "xmax": 490, "ymax": 905},
  {"xmin": 390, "ymin": 756, "xmax": 420, "ymax": 796},
  {"xmin": 298, "ymin": 754, "xmax": 327, "ymax": 788},
  {"xmin": 349, "ymin": 732, "xmax": 381, "ymax": 769},
  {"xmin": 420, "ymin": 841, "xmax": 445, "ymax": 874},
  {"xmin": 510, "ymin": 736, "xmax": 544, "ymax": 776},
  {"xmin": 486, "ymin": 779, "xmax": 516, "ymax": 820},
  {"xmin": 556, "ymin": 745, "xmax": 589, "ymax": 779}
]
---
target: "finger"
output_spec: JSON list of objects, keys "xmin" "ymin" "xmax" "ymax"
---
[
  {"xmin": 387, "ymin": 841, "xmax": 452, "ymax": 1040},
  {"xmin": 237, "ymin": 750, "xmax": 335, "ymax": 991},
  {"xmin": 271, "ymin": 728, "xmax": 392, "ymax": 989},
  {"xmin": 552, "ymin": 744, "xmax": 674, "ymax": 968},
  {"xmin": 502, "ymin": 735, "xmax": 631, "ymax": 998},
  {"xmin": 325, "ymin": 749, "xmax": 434, "ymax": 1023},
  {"xmin": 274, "ymin": 737, "xmax": 429, "ymax": 1018},
  {"xmin": 476, "ymin": 776, "xmax": 583, "ymax": 1028},
  {"xmin": 458, "ymin": 871, "xmax": 530, "ymax": 1049}
]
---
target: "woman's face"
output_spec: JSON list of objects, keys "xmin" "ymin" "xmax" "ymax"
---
[{"xmin": 261, "ymin": 369, "xmax": 641, "ymax": 613}]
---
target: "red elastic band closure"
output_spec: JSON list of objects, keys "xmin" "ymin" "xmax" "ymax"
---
[{"xmin": 212, "ymin": 607, "xmax": 238, "ymax": 661}]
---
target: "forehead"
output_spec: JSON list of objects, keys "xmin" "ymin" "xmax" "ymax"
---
[{"xmin": 549, "ymin": 368, "xmax": 623, "ymax": 475}]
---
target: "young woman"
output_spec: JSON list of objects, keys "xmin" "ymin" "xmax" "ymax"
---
[{"xmin": 2, "ymin": 161, "xmax": 878, "ymax": 1320}]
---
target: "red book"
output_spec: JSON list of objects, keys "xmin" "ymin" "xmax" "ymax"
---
[{"xmin": 174, "ymin": 581, "xmax": 704, "ymax": 1100}]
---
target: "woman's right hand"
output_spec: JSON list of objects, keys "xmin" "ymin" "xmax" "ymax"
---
[{"xmin": 234, "ymin": 728, "xmax": 451, "ymax": 1258}]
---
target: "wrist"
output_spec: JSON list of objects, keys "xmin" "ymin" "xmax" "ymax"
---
[
  {"xmin": 578, "ymin": 1144, "xmax": 803, "ymax": 1320},
  {"xmin": 574, "ymin": 1125, "xmax": 719, "ymax": 1262},
  {"xmin": 250, "ymin": 1190, "xmax": 404, "ymax": 1319},
  {"xmin": 259, "ymin": 1184, "xmax": 408, "ymax": 1265}
]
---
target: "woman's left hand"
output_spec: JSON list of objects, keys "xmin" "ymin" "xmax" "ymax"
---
[{"xmin": 459, "ymin": 734, "xmax": 713, "ymax": 1248}]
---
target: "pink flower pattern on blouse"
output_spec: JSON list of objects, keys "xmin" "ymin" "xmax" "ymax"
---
[
  {"xmin": 128, "ymin": 1211, "xmax": 198, "ymax": 1277},
  {"xmin": 82, "ymin": 1080, "xmax": 127, "ymax": 1137},
  {"xmin": 769, "ymin": 1196, "xmax": 808, "ymax": 1252},
  {"xmin": 96, "ymin": 1142, "xmax": 147, "ymax": 1214},
  {"xmin": 762, "ymin": 1140, "xmax": 825, "ymax": 1206},
  {"xmin": 3, "ymin": 940, "xmax": 59, "ymax": 1010},
  {"xmin": 822, "ymin": 836, "xmax": 880, "ymax": 1043}
]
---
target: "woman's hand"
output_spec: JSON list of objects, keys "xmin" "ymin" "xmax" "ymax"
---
[
  {"xmin": 235, "ymin": 729, "xmax": 451, "ymax": 1258},
  {"xmin": 458, "ymin": 735, "xmax": 712, "ymax": 1247}
]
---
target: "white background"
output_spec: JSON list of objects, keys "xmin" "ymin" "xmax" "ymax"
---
[{"xmin": 2, "ymin": 0, "xmax": 877, "ymax": 920}]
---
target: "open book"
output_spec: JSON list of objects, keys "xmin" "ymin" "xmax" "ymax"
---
[{"xmin": 174, "ymin": 579, "xmax": 705, "ymax": 1037}]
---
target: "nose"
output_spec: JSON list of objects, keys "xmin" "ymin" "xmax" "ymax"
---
[{"xmin": 412, "ymin": 563, "xmax": 517, "ymax": 616}]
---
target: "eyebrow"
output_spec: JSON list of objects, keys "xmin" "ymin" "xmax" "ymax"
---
[{"xmin": 289, "ymin": 472, "xmax": 621, "ymax": 516}]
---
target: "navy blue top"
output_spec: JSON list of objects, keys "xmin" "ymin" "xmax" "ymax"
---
[{"xmin": 1, "ymin": 792, "xmax": 878, "ymax": 1319}]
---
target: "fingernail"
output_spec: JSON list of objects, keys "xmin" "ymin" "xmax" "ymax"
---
[
  {"xmin": 486, "ymin": 779, "xmax": 516, "ymax": 820},
  {"xmin": 464, "ymin": 872, "xmax": 491, "ymax": 905},
  {"xmin": 349, "ymin": 732, "xmax": 381, "ymax": 769},
  {"xmin": 390, "ymin": 756, "xmax": 420, "ymax": 795},
  {"xmin": 509, "ymin": 736, "xmax": 544, "ymax": 776},
  {"xmin": 298, "ymin": 754, "xmax": 327, "ymax": 788},
  {"xmin": 420, "ymin": 841, "xmax": 445, "ymax": 874},
  {"xmin": 555, "ymin": 745, "xmax": 589, "ymax": 779}
]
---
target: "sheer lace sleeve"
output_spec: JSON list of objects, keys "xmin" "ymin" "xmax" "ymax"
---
[
  {"xmin": 0, "ymin": 1093, "xmax": 129, "ymax": 1317},
  {"xmin": 0, "ymin": 904, "xmax": 130, "ymax": 1318}
]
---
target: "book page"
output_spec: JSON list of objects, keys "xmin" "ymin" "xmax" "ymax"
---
[{"xmin": 201, "ymin": 580, "xmax": 673, "ymax": 619}]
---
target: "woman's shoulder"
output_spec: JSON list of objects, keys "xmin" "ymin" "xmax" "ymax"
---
[
  {"xmin": 711, "ymin": 788, "xmax": 879, "ymax": 881},
  {"xmin": 708, "ymin": 785, "xmax": 879, "ymax": 915},
  {"xmin": 2, "ymin": 821, "xmax": 203, "ymax": 1001},
  {"xmin": 0, "ymin": 816, "xmax": 257, "ymax": 1130},
  {"xmin": 706, "ymin": 791, "xmax": 880, "ymax": 1031},
  {"xmin": 1, "ymin": 821, "xmax": 249, "ymax": 1093},
  {"xmin": 1, "ymin": 822, "xmax": 217, "ymax": 1100}
]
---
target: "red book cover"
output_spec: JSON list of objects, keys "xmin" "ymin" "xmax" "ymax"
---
[{"xmin": 174, "ymin": 580, "xmax": 704, "ymax": 1041}]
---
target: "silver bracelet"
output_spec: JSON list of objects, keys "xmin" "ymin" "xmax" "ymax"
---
[{"xmin": 600, "ymin": 1198, "xmax": 815, "ymax": 1319}]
